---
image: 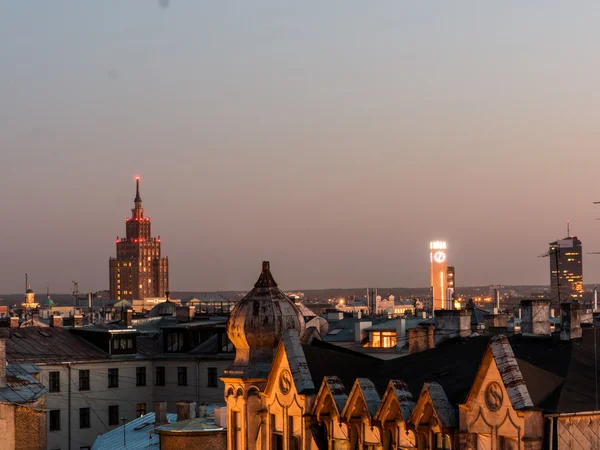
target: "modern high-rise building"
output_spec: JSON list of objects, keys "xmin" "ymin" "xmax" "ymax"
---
[
  {"xmin": 447, "ymin": 266, "xmax": 456, "ymax": 303},
  {"xmin": 109, "ymin": 178, "xmax": 169, "ymax": 301},
  {"xmin": 549, "ymin": 236, "xmax": 583, "ymax": 306},
  {"xmin": 430, "ymin": 241, "xmax": 448, "ymax": 311}
]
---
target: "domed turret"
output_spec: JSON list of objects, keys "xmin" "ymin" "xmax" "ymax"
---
[
  {"xmin": 149, "ymin": 291, "xmax": 177, "ymax": 317},
  {"xmin": 225, "ymin": 261, "xmax": 305, "ymax": 379}
]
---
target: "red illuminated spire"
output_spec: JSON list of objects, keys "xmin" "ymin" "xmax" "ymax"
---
[{"xmin": 134, "ymin": 176, "xmax": 142, "ymax": 204}]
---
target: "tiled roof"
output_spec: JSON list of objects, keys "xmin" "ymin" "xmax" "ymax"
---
[{"xmin": 304, "ymin": 326, "xmax": 600, "ymax": 414}]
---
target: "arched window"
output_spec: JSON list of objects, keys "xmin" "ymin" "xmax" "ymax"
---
[{"xmin": 435, "ymin": 433, "xmax": 451, "ymax": 450}]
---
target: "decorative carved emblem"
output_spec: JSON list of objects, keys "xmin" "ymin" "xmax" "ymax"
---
[
  {"xmin": 279, "ymin": 369, "xmax": 292, "ymax": 394},
  {"xmin": 485, "ymin": 381, "xmax": 504, "ymax": 411}
]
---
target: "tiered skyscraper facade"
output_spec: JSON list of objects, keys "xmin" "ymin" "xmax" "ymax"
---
[{"xmin": 109, "ymin": 178, "xmax": 168, "ymax": 301}]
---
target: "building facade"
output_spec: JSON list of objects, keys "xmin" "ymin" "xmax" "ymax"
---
[
  {"xmin": 430, "ymin": 241, "xmax": 448, "ymax": 311},
  {"xmin": 222, "ymin": 262, "xmax": 599, "ymax": 450},
  {"xmin": 109, "ymin": 177, "xmax": 169, "ymax": 301},
  {"xmin": 549, "ymin": 236, "xmax": 583, "ymax": 306},
  {"xmin": 2, "ymin": 315, "xmax": 232, "ymax": 450}
]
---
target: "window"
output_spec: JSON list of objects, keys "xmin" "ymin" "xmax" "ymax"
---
[
  {"xmin": 79, "ymin": 370, "xmax": 90, "ymax": 391},
  {"xmin": 108, "ymin": 368, "xmax": 118, "ymax": 388},
  {"xmin": 177, "ymin": 367, "xmax": 187, "ymax": 386},
  {"xmin": 80, "ymin": 408, "xmax": 91, "ymax": 429},
  {"xmin": 49, "ymin": 371, "xmax": 60, "ymax": 392},
  {"xmin": 108, "ymin": 405, "xmax": 119, "ymax": 426},
  {"xmin": 136, "ymin": 367, "xmax": 146, "ymax": 387},
  {"xmin": 49, "ymin": 409, "xmax": 61, "ymax": 431},
  {"xmin": 155, "ymin": 366, "xmax": 165, "ymax": 386},
  {"xmin": 207, "ymin": 367, "xmax": 218, "ymax": 387},
  {"xmin": 136, "ymin": 403, "xmax": 146, "ymax": 418}
]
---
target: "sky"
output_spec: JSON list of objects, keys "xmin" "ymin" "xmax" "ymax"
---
[{"xmin": 1, "ymin": 1, "xmax": 600, "ymax": 293}]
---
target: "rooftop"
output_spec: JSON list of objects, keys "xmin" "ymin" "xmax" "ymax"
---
[
  {"xmin": 0, "ymin": 363, "xmax": 47, "ymax": 403},
  {"xmin": 92, "ymin": 413, "xmax": 176, "ymax": 450}
]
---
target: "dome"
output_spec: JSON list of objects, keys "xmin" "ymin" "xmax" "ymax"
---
[
  {"xmin": 149, "ymin": 299, "xmax": 176, "ymax": 318},
  {"xmin": 26, "ymin": 288, "xmax": 34, "ymax": 294},
  {"xmin": 225, "ymin": 261, "xmax": 305, "ymax": 379}
]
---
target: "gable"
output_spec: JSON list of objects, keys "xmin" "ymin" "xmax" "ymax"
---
[
  {"xmin": 465, "ymin": 335, "xmax": 533, "ymax": 412},
  {"xmin": 341, "ymin": 378, "xmax": 381, "ymax": 419},
  {"xmin": 410, "ymin": 382, "xmax": 458, "ymax": 431},
  {"xmin": 264, "ymin": 329, "xmax": 314, "ymax": 398}
]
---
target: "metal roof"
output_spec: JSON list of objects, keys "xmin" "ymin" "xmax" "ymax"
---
[
  {"xmin": 0, "ymin": 363, "xmax": 47, "ymax": 403},
  {"xmin": 92, "ymin": 413, "xmax": 177, "ymax": 450},
  {"xmin": 0, "ymin": 327, "xmax": 108, "ymax": 364}
]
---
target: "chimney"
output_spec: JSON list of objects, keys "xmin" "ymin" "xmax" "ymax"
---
[
  {"xmin": 176, "ymin": 401, "xmax": 197, "ymax": 421},
  {"xmin": 73, "ymin": 315, "xmax": 83, "ymax": 328},
  {"xmin": 434, "ymin": 309, "xmax": 471, "ymax": 345},
  {"xmin": 0, "ymin": 338, "xmax": 6, "ymax": 388},
  {"xmin": 327, "ymin": 310, "xmax": 344, "ymax": 321},
  {"xmin": 520, "ymin": 299, "xmax": 550, "ymax": 336},
  {"xmin": 9, "ymin": 317, "xmax": 19, "ymax": 329},
  {"xmin": 354, "ymin": 320, "xmax": 372, "ymax": 342},
  {"xmin": 176, "ymin": 306, "xmax": 195, "ymax": 322},
  {"xmin": 560, "ymin": 301, "xmax": 582, "ymax": 341},
  {"xmin": 122, "ymin": 309, "xmax": 133, "ymax": 328},
  {"xmin": 50, "ymin": 314, "xmax": 62, "ymax": 328},
  {"xmin": 154, "ymin": 401, "xmax": 168, "ymax": 425},
  {"xmin": 396, "ymin": 318, "xmax": 406, "ymax": 349},
  {"xmin": 494, "ymin": 289, "xmax": 500, "ymax": 310}
]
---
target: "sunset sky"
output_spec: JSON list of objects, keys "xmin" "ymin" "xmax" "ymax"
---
[{"xmin": 2, "ymin": 1, "xmax": 600, "ymax": 293}]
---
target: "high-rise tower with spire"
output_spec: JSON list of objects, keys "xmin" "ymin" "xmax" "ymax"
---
[{"xmin": 109, "ymin": 177, "xmax": 169, "ymax": 301}]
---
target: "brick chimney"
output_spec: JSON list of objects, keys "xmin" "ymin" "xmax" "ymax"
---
[
  {"xmin": 154, "ymin": 401, "xmax": 168, "ymax": 425},
  {"xmin": 121, "ymin": 309, "xmax": 133, "ymax": 328},
  {"xmin": 520, "ymin": 299, "xmax": 550, "ymax": 336},
  {"xmin": 0, "ymin": 338, "xmax": 6, "ymax": 388},
  {"xmin": 560, "ymin": 301, "xmax": 582, "ymax": 341},
  {"xmin": 9, "ymin": 316, "xmax": 19, "ymax": 329},
  {"xmin": 73, "ymin": 315, "xmax": 83, "ymax": 328},
  {"xmin": 176, "ymin": 401, "xmax": 197, "ymax": 421},
  {"xmin": 50, "ymin": 314, "xmax": 63, "ymax": 328}
]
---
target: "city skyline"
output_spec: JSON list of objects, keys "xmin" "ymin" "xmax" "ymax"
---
[{"xmin": 3, "ymin": 2, "xmax": 600, "ymax": 292}]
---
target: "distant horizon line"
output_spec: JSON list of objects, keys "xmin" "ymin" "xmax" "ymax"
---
[{"xmin": 3, "ymin": 283, "xmax": 597, "ymax": 297}]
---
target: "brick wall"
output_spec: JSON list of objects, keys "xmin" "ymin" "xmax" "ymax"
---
[
  {"xmin": 159, "ymin": 430, "xmax": 227, "ymax": 450},
  {"xmin": 13, "ymin": 403, "xmax": 46, "ymax": 450}
]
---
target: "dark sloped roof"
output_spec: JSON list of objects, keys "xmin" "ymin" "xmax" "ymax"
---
[
  {"xmin": 304, "ymin": 326, "xmax": 600, "ymax": 415},
  {"xmin": 380, "ymin": 336, "xmax": 490, "ymax": 404},
  {"xmin": 302, "ymin": 340, "xmax": 382, "ymax": 393},
  {"xmin": 0, "ymin": 327, "xmax": 107, "ymax": 363}
]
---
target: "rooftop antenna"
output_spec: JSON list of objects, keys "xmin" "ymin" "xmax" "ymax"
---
[
  {"xmin": 567, "ymin": 220, "xmax": 570, "ymax": 237},
  {"xmin": 25, "ymin": 273, "xmax": 28, "ymax": 292}
]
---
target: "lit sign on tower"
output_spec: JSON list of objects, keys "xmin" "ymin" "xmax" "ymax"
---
[{"xmin": 430, "ymin": 241, "xmax": 448, "ymax": 311}]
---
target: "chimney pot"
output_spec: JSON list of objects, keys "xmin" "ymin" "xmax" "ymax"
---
[
  {"xmin": 9, "ymin": 317, "xmax": 19, "ymax": 329},
  {"xmin": 560, "ymin": 301, "xmax": 582, "ymax": 341},
  {"xmin": 176, "ymin": 401, "xmax": 197, "ymax": 422},
  {"xmin": 50, "ymin": 314, "xmax": 63, "ymax": 328},
  {"xmin": 154, "ymin": 402, "xmax": 168, "ymax": 425},
  {"xmin": 520, "ymin": 299, "xmax": 550, "ymax": 336}
]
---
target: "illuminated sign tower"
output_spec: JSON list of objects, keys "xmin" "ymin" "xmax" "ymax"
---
[{"xmin": 430, "ymin": 241, "xmax": 448, "ymax": 311}]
